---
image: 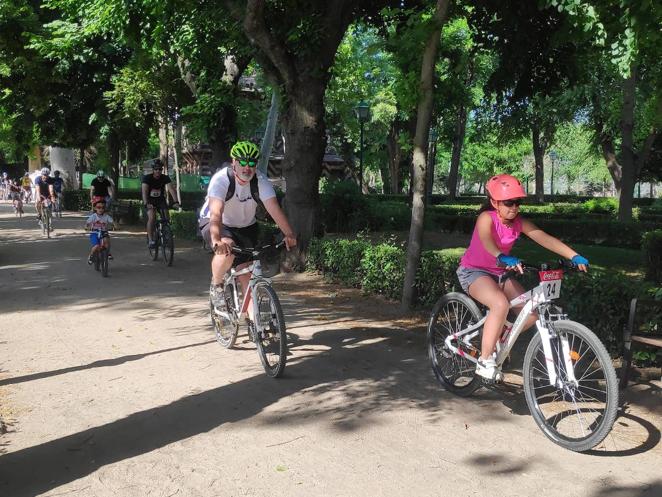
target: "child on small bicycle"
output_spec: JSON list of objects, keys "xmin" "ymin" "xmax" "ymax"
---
[
  {"xmin": 457, "ymin": 174, "xmax": 589, "ymax": 381},
  {"xmin": 85, "ymin": 198, "xmax": 115, "ymax": 264}
]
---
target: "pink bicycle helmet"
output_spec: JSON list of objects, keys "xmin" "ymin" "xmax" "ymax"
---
[{"xmin": 486, "ymin": 174, "xmax": 526, "ymax": 201}]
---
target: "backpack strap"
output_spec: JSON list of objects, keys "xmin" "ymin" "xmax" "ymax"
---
[
  {"xmin": 225, "ymin": 167, "xmax": 262, "ymax": 205},
  {"xmin": 225, "ymin": 168, "xmax": 235, "ymax": 202}
]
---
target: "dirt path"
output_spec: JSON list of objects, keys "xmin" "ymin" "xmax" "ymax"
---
[{"xmin": 0, "ymin": 202, "xmax": 660, "ymax": 497}]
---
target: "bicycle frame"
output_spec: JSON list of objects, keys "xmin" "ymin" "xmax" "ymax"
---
[
  {"xmin": 216, "ymin": 260, "xmax": 268, "ymax": 322},
  {"xmin": 444, "ymin": 270, "xmax": 577, "ymax": 388}
]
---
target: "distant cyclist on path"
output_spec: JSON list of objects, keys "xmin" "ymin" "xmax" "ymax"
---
[{"xmin": 142, "ymin": 159, "xmax": 179, "ymax": 249}]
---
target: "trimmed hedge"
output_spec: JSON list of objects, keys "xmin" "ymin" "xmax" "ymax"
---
[
  {"xmin": 307, "ymin": 236, "xmax": 649, "ymax": 352},
  {"xmin": 642, "ymin": 229, "xmax": 662, "ymax": 283}
]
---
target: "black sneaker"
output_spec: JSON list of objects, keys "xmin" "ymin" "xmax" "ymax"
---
[
  {"xmin": 87, "ymin": 256, "xmax": 93, "ymax": 265},
  {"xmin": 108, "ymin": 253, "xmax": 114, "ymax": 261}
]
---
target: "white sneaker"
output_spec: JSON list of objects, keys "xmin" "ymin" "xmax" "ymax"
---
[{"xmin": 476, "ymin": 357, "xmax": 501, "ymax": 381}]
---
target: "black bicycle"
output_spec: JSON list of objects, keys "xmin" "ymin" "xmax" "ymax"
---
[
  {"xmin": 90, "ymin": 229, "xmax": 110, "ymax": 277},
  {"xmin": 147, "ymin": 205, "xmax": 174, "ymax": 266}
]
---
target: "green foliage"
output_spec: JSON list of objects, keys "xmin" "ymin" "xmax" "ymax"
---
[
  {"xmin": 319, "ymin": 180, "xmax": 370, "ymax": 232},
  {"xmin": 642, "ymin": 230, "xmax": 662, "ymax": 283},
  {"xmin": 62, "ymin": 190, "xmax": 90, "ymax": 211},
  {"xmin": 582, "ymin": 197, "xmax": 618, "ymax": 214},
  {"xmin": 560, "ymin": 270, "xmax": 644, "ymax": 353},
  {"xmin": 169, "ymin": 210, "xmax": 198, "ymax": 240},
  {"xmin": 360, "ymin": 242, "xmax": 406, "ymax": 300}
]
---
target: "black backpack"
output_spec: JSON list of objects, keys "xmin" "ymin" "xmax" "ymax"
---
[{"xmin": 225, "ymin": 167, "xmax": 261, "ymax": 205}]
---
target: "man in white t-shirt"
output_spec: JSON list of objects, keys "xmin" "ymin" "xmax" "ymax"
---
[{"xmin": 201, "ymin": 141, "xmax": 296, "ymax": 309}]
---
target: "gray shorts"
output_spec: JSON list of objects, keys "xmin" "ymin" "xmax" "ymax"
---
[{"xmin": 456, "ymin": 266, "xmax": 510, "ymax": 293}]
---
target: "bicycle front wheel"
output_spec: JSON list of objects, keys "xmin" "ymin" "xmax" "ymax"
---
[
  {"xmin": 44, "ymin": 209, "xmax": 52, "ymax": 238},
  {"xmin": 100, "ymin": 249, "xmax": 109, "ymax": 277},
  {"xmin": 148, "ymin": 232, "xmax": 159, "ymax": 260},
  {"xmin": 427, "ymin": 292, "xmax": 483, "ymax": 396},
  {"xmin": 161, "ymin": 225, "xmax": 174, "ymax": 266},
  {"xmin": 253, "ymin": 282, "xmax": 287, "ymax": 378},
  {"xmin": 523, "ymin": 320, "xmax": 619, "ymax": 452}
]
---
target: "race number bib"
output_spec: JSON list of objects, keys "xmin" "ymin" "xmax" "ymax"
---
[
  {"xmin": 539, "ymin": 270, "xmax": 563, "ymax": 300},
  {"xmin": 150, "ymin": 189, "xmax": 161, "ymax": 198}
]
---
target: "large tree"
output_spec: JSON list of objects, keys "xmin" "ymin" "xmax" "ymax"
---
[{"xmin": 222, "ymin": 0, "xmax": 426, "ymax": 257}]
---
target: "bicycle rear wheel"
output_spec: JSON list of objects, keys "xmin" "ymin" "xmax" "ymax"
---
[
  {"xmin": 253, "ymin": 281, "xmax": 287, "ymax": 378},
  {"xmin": 523, "ymin": 320, "xmax": 619, "ymax": 452},
  {"xmin": 161, "ymin": 224, "xmax": 174, "ymax": 266},
  {"xmin": 427, "ymin": 292, "xmax": 483, "ymax": 396}
]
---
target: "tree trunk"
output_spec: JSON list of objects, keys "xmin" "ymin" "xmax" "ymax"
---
[
  {"xmin": 618, "ymin": 66, "xmax": 637, "ymax": 222},
  {"xmin": 209, "ymin": 106, "xmax": 237, "ymax": 168},
  {"xmin": 280, "ymin": 82, "xmax": 326, "ymax": 266},
  {"xmin": 173, "ymin": 122, "xmax": 183, "ymax": 204},
  {"xmin": 258, "ymin": 91, "xmax": 280, "ymax": 175},
  {"xmin": 107, "ymin": 130, "xmax": 120, "ymax": 196},
  {"xmin": 402, "ymin": 0, "xmax": 449, "ymax": 311},
  {"xmin": 447, "ymin": 103, "xmax": 468, "ymax": 201},
  {"xmin": 599, "ymin": 132, "xmax": 622, "ymax": 195},
  {"xmin": 386, "ymin": 120, "xmax": 401, "ymax": 194},
  {"xmin": 158, "ymin": 117, "xmax": 169, "ymax": 168},
  {"xmin": 531, "ymin": 124, "xmax": 545, "ymax": 202}
]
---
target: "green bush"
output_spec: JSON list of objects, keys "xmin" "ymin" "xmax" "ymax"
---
[
  {"xmin": 360, "ymin": 242, "xmax": 406, "ymax": 299},
  {"xmin": 319, "ymin": 180, "xmax": 370, "ymax": 233},
  {"xmin": 583, "ymin": 197, "xmax": 618, "ymax": 214},
  {"xmin": 642, "ymin": 229, "xmax": 662, "ymax": 283},
  {"xmin": 169, "ymin": 210, "xmax": 198, "ymax": 239},
  {"xmin": 63, "ymin": 190, "xmax": 91, "ymax": 211}
]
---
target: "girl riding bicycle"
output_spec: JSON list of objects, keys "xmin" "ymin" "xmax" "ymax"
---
[{"xmin": 457, "ymin": 174, "xmax": 589, "ymax": 381}]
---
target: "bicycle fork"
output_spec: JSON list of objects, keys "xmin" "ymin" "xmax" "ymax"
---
[{"xmin": 536, "ymin": 319, "xmax": 578, "ymax": 388}]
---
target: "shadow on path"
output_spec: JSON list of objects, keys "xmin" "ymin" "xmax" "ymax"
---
[{"xmin": 0, "ymin": 340, "xmax": 215, "ymax": 387}]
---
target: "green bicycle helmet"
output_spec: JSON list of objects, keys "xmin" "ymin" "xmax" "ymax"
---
[{"xmin": 230, "ymin": 141, "xmax": 260, "ymax": 160}]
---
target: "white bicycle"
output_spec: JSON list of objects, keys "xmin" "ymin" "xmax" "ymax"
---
[
  {"xmin": 210, "ymin": 241, "xmax": 287, "ymax": 378},
  {"xmin": 427, "ymin": 261, "xmax": 619, "ymax": 452}
]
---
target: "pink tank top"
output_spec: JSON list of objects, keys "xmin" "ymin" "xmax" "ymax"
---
[{"xmin": 460, "ymin": 210, "xmax": 522, "ymax": 275}]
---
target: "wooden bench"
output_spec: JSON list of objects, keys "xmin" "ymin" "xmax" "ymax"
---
[{"xmin": 620, "ymin": 298, "xmax": 662, "ymax": 388}]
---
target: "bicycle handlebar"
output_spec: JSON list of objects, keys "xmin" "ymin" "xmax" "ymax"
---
[
  {"xmin": 507, "ymin": 260, "xmax": 583, "ymax": 273},
  {"xmin": 229, "ymin": 240, "xmax": 286, "ymax": 257}
]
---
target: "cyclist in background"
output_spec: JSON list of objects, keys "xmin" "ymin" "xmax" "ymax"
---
[
  {"xmin": 34, "ymin": 168, "xmax": 56, "ymax": 222},
  {"xmin": 8, "ymin": 180, "xmax": 24, "ymax": 215},
  {"xmin": 21, "ymin": 173, "xmax": 32, "ymax": 203},
  {"xmin": 142, "ymin": 159, "xmax": 179, "ymax": 249},
  {"xmin": 457, "ymin": 174, "xmax": 589, "ymax": 381},
  {"xmin": 52, "ymin": 170, "xmax": 65, "ymax": 207},
  {"xmin": 90, "ymin": 170, "xmax": 114, "ymax": 208}
]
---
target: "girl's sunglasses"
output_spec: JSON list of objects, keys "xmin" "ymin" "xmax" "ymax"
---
[
  {"xmin": 237, "ymin": 159, "xmax": 257, "ymax": 167},
  {"xmin": 501, "ymin": 199, "xmax": 522, "ymax": 207}
]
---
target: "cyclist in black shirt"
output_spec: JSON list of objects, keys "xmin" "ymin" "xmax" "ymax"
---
[
  {"xmin": 142, "ymin": 159, "xmax": 179, "ymax": 249},
  {"xmin": 34, "ymin": 168, "xmax": 56, "ymax": 221},
  {"xmin": 90, "ymin": 170, "xmax": 114, "ymax": 207}
]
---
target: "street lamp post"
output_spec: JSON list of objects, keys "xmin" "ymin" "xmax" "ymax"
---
[
  {"xmin": 549, "ymin": 150, "xmax": 557, "ymax": 197},
  {"xmin": 354, "ymin": 100, "xmax": 370, "ymax": 193}
]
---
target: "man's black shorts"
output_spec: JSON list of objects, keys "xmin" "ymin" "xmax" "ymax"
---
[{"xmin": 201, "ymin": 221, "xmax": 259, "ymax": 266}]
